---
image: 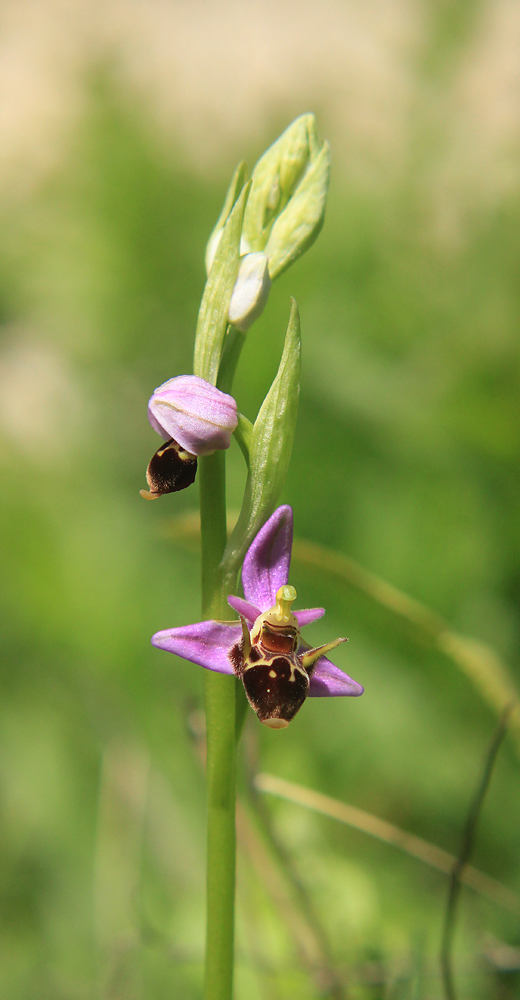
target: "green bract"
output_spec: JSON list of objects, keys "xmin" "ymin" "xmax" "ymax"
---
[
  {"xmin": 221, "ymin": 298, "xmax": 301, "ymax": 587},
  {"xmin": 233, "ymin": 413, "xmax": 253, "ymax": 467},
  {"xmin": 204, "ymin": 161, "xmax": 249, "ymax": 275},
  {"xmin": 193, "ymin": 180, "xmax": 251, "ymax": 385}
]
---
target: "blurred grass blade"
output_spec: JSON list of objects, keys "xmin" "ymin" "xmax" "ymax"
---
[
  {"xmin": 193, "ymin": 180, "xmax": 251, "ymax": 385},
  {"xmin": 254, "ymin": 772, "xmax": 520, "ymax": 917},
  {"xmin": 441, "ymin": 706, "xmax": 513, "ymax": 1000},
  {"xmin": 236, "ymin": 801, "xmax": 346, "ymax": 997}
]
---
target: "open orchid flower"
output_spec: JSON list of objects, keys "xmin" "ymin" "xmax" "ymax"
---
[{"xmin": 152, "ymin": 505, "xmax": 363, "ymax": 728}]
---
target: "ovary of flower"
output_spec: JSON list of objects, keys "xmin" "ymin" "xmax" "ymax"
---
[{"xmin": 227, "ymin": 253, "xmax": 271, "ymax": 332}]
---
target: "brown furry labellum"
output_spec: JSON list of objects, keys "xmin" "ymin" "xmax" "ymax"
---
[
  {"xmin": 230, "ymin": 586, "xmax": 346, "ymax": 728},
  {"xmin": 140, "ymin": 438, "xmax": 197, "ymax": 499}
]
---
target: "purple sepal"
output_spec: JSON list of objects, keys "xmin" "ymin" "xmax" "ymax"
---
[
  {"xmin": 309, "ymin": 656, "xmax": 364, "ymax": 697},
  {"xmin": 241, "ymin": 505, "xmax": 293, "ymax": 609},
  {"xmin": 152, "ymin": 620, "xmax": 240, "ymax": 675}
]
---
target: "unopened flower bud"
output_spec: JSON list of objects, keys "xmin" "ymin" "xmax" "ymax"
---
[
  {"xmin": 278, "ymin": 125, "xmax": 310, "ymax": 196},
  {"xmin": 265, "ymin": 141, "xmax": 329, "ymax": 279},
  {"xmin": 241, "ymin": 114, "xmax": 330, "ymax": 278},
  {"xmin": 148, "ymin": 375, "xmax": 238, "ymax": 456},
  {"xmin": 228, "ymin": 253, "xmax": 271, "ymax": 332}
]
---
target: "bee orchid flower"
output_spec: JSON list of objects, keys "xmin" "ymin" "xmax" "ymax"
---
[
  {"xmin": 141, "ymin": 375, "xmax": 238, "ymax": 499},
  {"xmin": 152, "ymin": 505, "xmax": 363, "ymax": 727}
]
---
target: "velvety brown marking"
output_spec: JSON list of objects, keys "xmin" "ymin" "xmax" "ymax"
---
[
  {"xmin": 241, "ymin": 654, "xmax": 309, "ymax": 724},
  {"xmin": 229, "ymin": 639, "xmax": 245, "ymax": 678},
  {"xmin": 144, "ymin": 438, "xmax": 197, "ymax": 496}
]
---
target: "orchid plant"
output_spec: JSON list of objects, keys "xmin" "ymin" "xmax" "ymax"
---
[{"xmin": 141, "ymin": 115, "xmax": 363, "ymax": 1000}]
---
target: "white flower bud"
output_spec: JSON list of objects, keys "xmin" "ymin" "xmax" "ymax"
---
[{"xmin": 228, "ymin": 253, "xmax": 271, "ymax": 332}]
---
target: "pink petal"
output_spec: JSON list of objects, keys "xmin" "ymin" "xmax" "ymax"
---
[
  {"xmin": 152, "ymin": 619, "xmax": 241, "ymax": 675},
  {"xmin": 148, "ymin": 375, "xmax": 237, "ymax": 456},
  {"xmin": 227, "ymin": 595, "xmax": 261, "ymax": 623},
  {"xmin": 241, "ymin": 505, "xmax": 293, "ymax": 610},
  {"xmin": 294, "ymin": 608, "xmax": 325, "ymax": 627}
]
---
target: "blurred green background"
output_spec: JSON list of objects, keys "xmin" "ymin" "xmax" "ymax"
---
[{"xmin": 1, "ymin": 2, "xmax": 520, "ymax": 996}]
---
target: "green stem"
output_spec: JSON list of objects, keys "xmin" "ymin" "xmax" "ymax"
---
[
  {"xmin": 200, "ymin": 452, "xmax": 228, "ymax": 617},
  {"xmin": 199, "ymin": 452, "xmax": 237, "ymax": 1000}
]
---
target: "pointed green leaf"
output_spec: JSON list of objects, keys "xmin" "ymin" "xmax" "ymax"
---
[{"xmin": 221, "ymin": 299, "xmax": 301, "ymax": 582}]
